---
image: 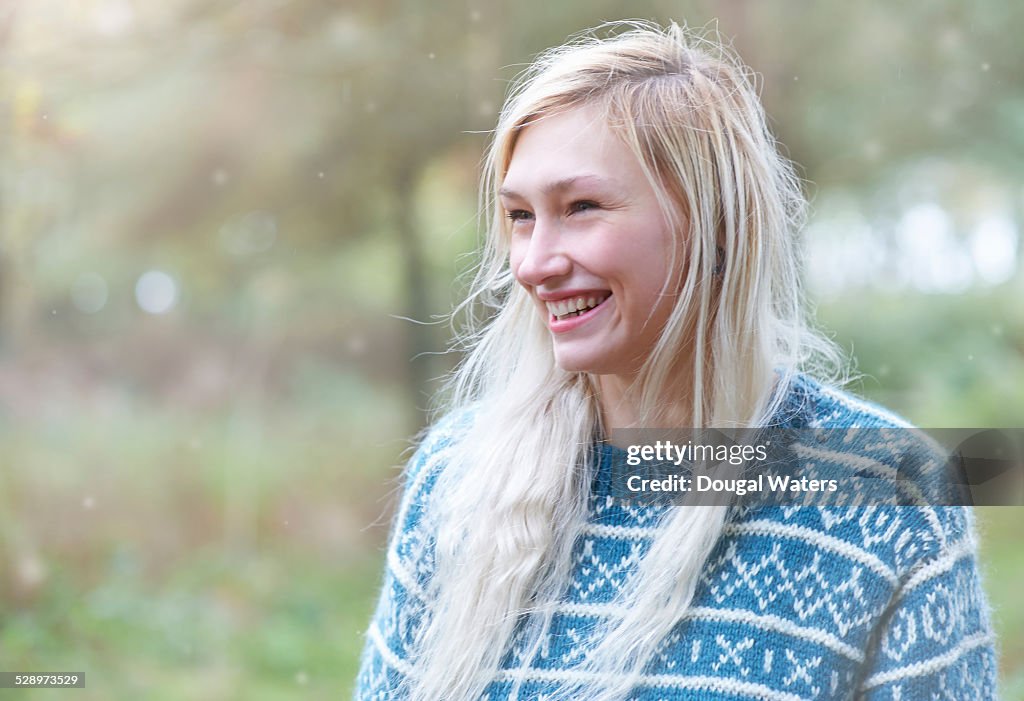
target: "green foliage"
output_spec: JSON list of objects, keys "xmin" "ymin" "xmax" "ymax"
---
[{"xmin": 818, "ymin": 286, "xmax": 1024, "ymax": 426}]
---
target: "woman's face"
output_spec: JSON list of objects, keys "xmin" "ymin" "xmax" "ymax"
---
[{"xmin": 501, "ymin": 104, "xmax": 681, "ymax": 377}]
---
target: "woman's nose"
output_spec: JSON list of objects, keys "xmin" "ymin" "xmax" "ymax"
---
[{"xmin": 512, "ymin": 221, "xmax": 572, "ymax": 287}]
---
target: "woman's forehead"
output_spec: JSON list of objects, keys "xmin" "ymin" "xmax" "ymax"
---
[{"xmin": 501, "ymin": 108, "xmax": 640, "ymax": 194}]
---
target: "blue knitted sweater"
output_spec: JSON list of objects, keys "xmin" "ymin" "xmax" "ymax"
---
[{"xmin": 356, "ymin": 374, "xmax": 998, "ymax": 700}]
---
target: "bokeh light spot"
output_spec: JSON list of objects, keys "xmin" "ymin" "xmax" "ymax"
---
[{"xmin": 135, "ymin": 270, "xmax": 178, "ymax": 314}]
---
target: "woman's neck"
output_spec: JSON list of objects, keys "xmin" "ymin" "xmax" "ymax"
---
[{"xmin": 595, "ymin": 372, "xmax": 694, "ymax": 430}]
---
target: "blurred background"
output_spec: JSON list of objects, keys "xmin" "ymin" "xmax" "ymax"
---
[{"xmin": 0, "ymin": 0, "xmax": 1021, "ymax": 698}]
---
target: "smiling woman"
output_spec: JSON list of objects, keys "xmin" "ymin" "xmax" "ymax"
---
[{"xmin": 356, "ymin": 21, "xmax": 997, "ymax": 701}]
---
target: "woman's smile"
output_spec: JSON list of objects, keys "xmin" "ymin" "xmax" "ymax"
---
[{"xmin": 547, "ymin": 292, "xmax": 613, "ymax": 333}]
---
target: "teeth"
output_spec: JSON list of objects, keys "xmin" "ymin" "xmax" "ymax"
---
[{"xmin": 546, "ymin": 293, "xmax": 610, "ymax": 320}]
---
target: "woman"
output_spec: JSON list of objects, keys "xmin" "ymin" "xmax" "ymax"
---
[{"xmin": 356, "ymin": 22, "xmax": 997, "ymax": 701}]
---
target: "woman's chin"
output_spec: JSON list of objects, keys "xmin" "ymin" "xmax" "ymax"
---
[
  {"xmin": 553, "ymin": 350, "xmax": 617, "ymax": 375},
  {"xmin": 552, "ymin": 349, "xmax": 590, "ymax": 373}
]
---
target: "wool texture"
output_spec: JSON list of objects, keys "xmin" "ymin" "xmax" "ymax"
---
[{"xmin": 356, "ymin": 374, "xmax": 998, "ymax": 700}]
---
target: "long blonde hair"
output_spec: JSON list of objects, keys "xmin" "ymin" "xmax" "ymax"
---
[{"xmin": 408, "ymin": 20, "xmax": 844, "ymax": 701}]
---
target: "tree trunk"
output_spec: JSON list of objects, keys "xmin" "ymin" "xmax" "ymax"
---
[{"xmin": 393, "ymin": 165, "xmax": 434, "ymax": 433}]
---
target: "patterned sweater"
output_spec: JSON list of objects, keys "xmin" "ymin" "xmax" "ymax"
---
[{"xmin": 356, "ymin": 374, "xmax": 999, "ymax": 700}]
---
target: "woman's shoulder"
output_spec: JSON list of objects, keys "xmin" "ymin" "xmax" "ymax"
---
[
  {"xmin": 406, "ymin": 405, "xmax": 475, "ymax": 471},
  {"xmin": 397, "ymin": 405, "xmax": 478, "ymax": 512},
  {"xmin": 756, "ymin": 373, "xmax": 977, "ymax": 578},
  {"xmin": 776, "ymin": 372, "xmax": 915, "ymax": 429}
]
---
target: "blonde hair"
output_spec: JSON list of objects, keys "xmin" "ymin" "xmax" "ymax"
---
[{"xmin": 407, "ymin": 20, "xmax": 845, "ymax": 701}]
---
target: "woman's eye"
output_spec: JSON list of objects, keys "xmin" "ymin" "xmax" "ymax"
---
[
  {"xmin": 569, "ymin": 200, "xmax": 599, "ymax": 214},
  {"xmin": 505, "ymin": 209, "xmax": 533, "ymax": 222}
]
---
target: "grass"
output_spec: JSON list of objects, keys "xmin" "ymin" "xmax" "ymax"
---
[{"xmin": 1, "ymin": 548, "xmax": 383, "ymax": 700}]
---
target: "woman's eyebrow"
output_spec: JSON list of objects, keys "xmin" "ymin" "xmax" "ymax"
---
[{"xmin": 499, "ymin": 174, "xmax": 619, "ymax": 199}]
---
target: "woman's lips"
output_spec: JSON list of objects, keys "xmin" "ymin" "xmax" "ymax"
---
[{"xmin": 548, "ymin": 294, "xmax": 612, "ymax": 333}]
